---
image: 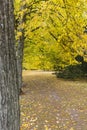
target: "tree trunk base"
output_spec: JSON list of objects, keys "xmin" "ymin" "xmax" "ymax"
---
[{"xmin": 19, "ymin": 88, "xmax": 24, "ymax": 95}]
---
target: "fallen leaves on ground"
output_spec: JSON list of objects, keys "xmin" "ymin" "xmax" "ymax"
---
[{"xmin": 20, "ymin": 71, "xmax": 87, "ymax": 130}]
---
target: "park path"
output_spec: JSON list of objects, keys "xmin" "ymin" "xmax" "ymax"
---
[{"xmin": 20, "ymin": 71, "xmax": 87, "ymax": 130}]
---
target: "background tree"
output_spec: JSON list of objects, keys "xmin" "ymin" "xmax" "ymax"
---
[
  {"xmin": 15, "ymin": 0, "xmax": 87, "ymax": 71},
  {"xmin": 14, "ymin": 0, "xmax": 47, "ymax": 90},
  {"xmin": 15, "ymin": 0, "xmax": 25, "ymax": 92},
  {"xmin": 0, "ymin": 0, "xmax": 20, "ymax": 129}
]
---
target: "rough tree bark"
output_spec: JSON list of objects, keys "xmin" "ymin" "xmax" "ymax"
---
[{"xmin": 0, "ymin": 0, "xmax": 20, "ymax": 130}]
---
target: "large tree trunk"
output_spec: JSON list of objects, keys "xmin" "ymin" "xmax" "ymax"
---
[{"xmin": 0, "ymin": 0, "xmax": 20, "ymax": 130}]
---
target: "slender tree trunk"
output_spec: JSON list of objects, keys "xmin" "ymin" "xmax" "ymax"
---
[
  {"xmin": 16, "ymin": 1, "xmax": 25, "ymax": 93},
  {"xmin": 16, "ymin": 29, "xmax": 24, "ymax": 93},
  {"xmin": 0, "ymin": 0, "xmax": 20, "ymax": 130}
]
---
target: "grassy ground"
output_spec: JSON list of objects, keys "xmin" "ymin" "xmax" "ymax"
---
[{"xmin": 20, "ymin": 70, "xmax": 87, "ymax": 130}]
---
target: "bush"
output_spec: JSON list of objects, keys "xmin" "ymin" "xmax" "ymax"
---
[{"xmin": 56, "ymin": 64, "xmax": 84, "ymax": 79}]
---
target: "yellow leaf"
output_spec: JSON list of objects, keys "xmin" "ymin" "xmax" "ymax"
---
[{"xmin": 70, "ymin": 127, "xmax": 74, "ymax": 130}]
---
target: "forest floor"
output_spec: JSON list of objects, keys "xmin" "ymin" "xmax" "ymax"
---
[{"xmin": 20, "ymin": 70, "xmax": 87, "ymax": 130}]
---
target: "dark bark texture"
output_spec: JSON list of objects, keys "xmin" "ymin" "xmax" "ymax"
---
[
  {"xmin": 16, "ymin": 28, "xmax": 24, "ymax": 92},
  {"xmin": 16, "ymin": 1, "xmax": 25, "ymax": 92},
  {"xmin": 0, "ymin": 0, "xmax": 20, "ymax": 130}
]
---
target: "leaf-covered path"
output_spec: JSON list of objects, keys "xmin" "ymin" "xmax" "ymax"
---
[{"xmin": 20, "ymin": 71, "xmax": 87, "ymax": 130}]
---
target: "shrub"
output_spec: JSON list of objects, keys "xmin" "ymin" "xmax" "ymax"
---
[{"xmin": 56, "ymin": 64, "xmax": 84, "ymax": 79}]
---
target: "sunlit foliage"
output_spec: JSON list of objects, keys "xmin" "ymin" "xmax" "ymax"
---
[{"xmin": 14, "ymin": 0, "xmax": 87, "ymax": 70}]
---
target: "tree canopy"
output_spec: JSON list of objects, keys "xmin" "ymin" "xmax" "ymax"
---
[{"xmin": 14, "ymin": 0, "xmax": 87, "ymax": 70}]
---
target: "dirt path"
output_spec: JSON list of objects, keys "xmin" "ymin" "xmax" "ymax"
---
[{"xmin": 20, "ymin": 71, "xmax": 87, "ymax": 130}]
